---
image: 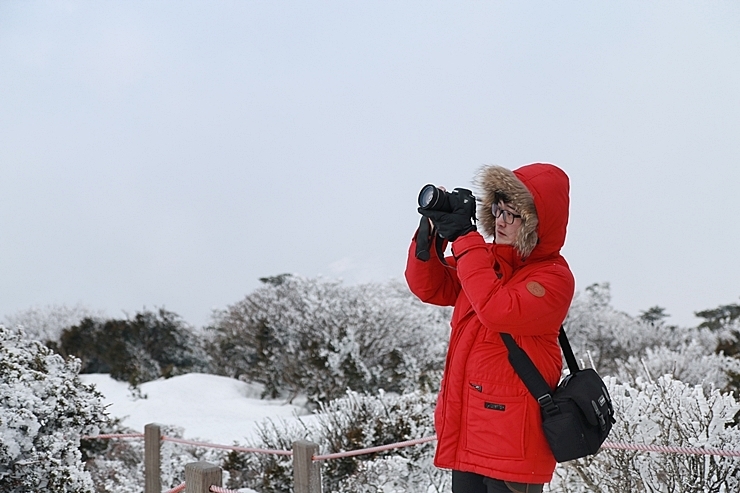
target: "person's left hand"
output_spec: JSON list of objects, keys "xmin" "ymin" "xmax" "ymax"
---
[{"xmin": 418, "ymin": 204, "xmax": 476, "ymax": 242}]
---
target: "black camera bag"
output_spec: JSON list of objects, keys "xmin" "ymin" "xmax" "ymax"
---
[{"xmin": 500, "ymin": 327, "xmax": 615, "ymax": 462}]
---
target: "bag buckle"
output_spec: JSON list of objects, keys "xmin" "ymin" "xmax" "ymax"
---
[
  {"xmin": 592, "ymin": 400, "xmax": 607, "ymax": 431},
  {"xmin": 537, "ymin": 394, "xmax": 559, "ymax": 415}
]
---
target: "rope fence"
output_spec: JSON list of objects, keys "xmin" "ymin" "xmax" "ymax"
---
[
  {"xmin": 85, "ymin": 431, "xmax": 740, "ymax": 460},
  {"xmin": 162, "ymin": 481, "xmax": 244, "ymax": 493},
  {"xmin": 83, "ymin": 432, "xmax": 145, "ymax": 440},
  {"xmin": 602, "ymin": 441, "xmax": 740, "ymax": 458},
  {"xmin": 85, "ymin": 424, "xmax": 740, "ymax": 493},
  {"xmin": 161, "ymin": 435, "xmax": 294, "ymax": 456},
  {"xmin": 209, "ymin": 486, "xmax": 242, "ymax": 493},
  {"xmin": 313, "ymin": 435, "xmax": 436, "ymax": 460},
  {"xmin": 163, "ymin": 483, "xmax": 186, "ymax": 493}
]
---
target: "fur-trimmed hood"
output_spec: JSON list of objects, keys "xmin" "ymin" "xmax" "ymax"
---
[{"xmin": 477, "ymin": 163, "xmax": 570, "ymax": 259}]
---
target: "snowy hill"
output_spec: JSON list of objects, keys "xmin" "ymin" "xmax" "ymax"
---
[{"xmin": 80, "ymin": 373, "xmax": 310, "ymax": 444}]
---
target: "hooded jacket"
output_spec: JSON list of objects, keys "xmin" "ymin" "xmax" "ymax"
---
[{"xmin": 405, "ymin": 163, "xmax": 575, "ymax": 483}]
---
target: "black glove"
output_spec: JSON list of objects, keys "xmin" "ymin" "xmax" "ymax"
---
[{"xmin": 418, "ymin": 204, "xmax": 476, "ymax": 242}]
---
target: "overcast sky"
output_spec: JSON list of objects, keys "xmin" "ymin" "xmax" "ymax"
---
[{"xmin": 2, "ymin": 1, "xmax": 739, "ymax": 328}]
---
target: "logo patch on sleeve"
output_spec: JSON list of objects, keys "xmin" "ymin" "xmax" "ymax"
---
[{"xmin": 526, "ymin": 281, "xmax": 546, "ymax": 297}]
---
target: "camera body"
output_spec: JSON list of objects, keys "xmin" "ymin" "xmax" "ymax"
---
[{"xmin": 418, "ymin": 184, "xmax": 476, "ymax": 219}]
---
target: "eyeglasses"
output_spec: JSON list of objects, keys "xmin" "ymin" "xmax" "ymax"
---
[{"xmin": 492, "ymin": 203, "xmax": 522, "ymax": 225}]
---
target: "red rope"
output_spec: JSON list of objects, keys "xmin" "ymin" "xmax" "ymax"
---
[
  {"xmin": 81, "ymin": 432, "xmax": 740, "ymax": 459},
  {"xmin": 163, "ymin": 483, "xmax": 241, "ymax": 493},
  {"xmin": 82, "ymin": 433, "xmax": 145, "ymax": 440},
  {"xmin": 210, "ymin": 486, "xmax": 242, "ymax": 493},
  {"xmin": 162, "ymin": 435, "xmax": 293, "ymax": 456},
  {"xmin": 602, "ymin": 441, "xmax": 740, "ymax": 458},
  {"xmin": 164, "ymin": 482, "xmax": 186, "ymax": 493},
  {"xmin": 313, "ymin": 436, "xmax": 436, "ymax": 461}
]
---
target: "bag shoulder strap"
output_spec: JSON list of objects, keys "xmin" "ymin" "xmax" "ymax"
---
[
  {"xmin": 557, "ymin": 326, "xmax": 580, "ymax": 374},
  {"xmin": 501, "ymin": 326, "xmax": 580, "ymax": 415}
]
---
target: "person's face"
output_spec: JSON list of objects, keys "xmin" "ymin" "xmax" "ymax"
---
[{"xmin": 493, "ymin": 201, "xmax": 522, "ymax": 246}]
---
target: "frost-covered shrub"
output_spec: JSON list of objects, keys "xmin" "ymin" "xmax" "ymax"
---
[
  {"xmin": 223, "ymin": 390, "xmax": 445, "ymax": 493},
  {"xmin": 315, "ymin": 390, "xmax": 440, "ymax": 492},
  {"xmin": 0, "ymin": 325, "xmax": 108, "ymax": 493},
  {"xmin": 615, "ymin": 340, "xmax": 740, "ymax": 393},
  {"xmin": 4, "ymin": 303, "xmax": 105, "ymax": 346},
  {"xmin": 566, "ymin": 283, "xmax": 717, "ymax": 376},
  {"xmin": 207, "ymin": 275, "xmax": 450, "ymax": 404},
  {"xmin": 566, "ymin": 283, "xmax": 676, "ymax": 373},
  {"xmin": 565, "ymin": 283, "xmax": 740, "ymax": 395},
  {"xmin": 695, "ymin": 302, "xmax": 740, "ymax": 370},
  {"xmin": 696, "ymin": 302, "xmax": 740, "ymax": 333},
  {"xmin": 551, "ymin": 375, "xmax": 740, "ymax": 493},
  {"xmin": 59, "ymin": 308, "xmax": 210, "ymax": 387}
]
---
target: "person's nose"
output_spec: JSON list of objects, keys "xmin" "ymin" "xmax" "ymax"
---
[{"xmin": 495, "ymin": 212, "xmax": 506, "ymax": 227}]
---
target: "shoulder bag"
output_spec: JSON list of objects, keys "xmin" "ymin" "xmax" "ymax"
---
[{"xmin": 500, "ymin": 327, "xmax": 616, "ymax": 462}]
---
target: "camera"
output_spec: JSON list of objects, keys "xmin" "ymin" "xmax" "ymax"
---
[
  {"xmin": 418, "ymin": 184, "xmax": 476, "ymax": 216},
  {"xmin": 415, "ymin": 184, "xmax": 477, "ymax": 262}
]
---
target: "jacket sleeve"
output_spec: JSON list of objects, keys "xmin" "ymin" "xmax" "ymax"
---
[
  {"xmin": 405, "ymin": 233, "xmax": 461, "ymax": 307},
  {"xmin": 451, "ymin": 233, "xmax": 574, "ymax": 335}
]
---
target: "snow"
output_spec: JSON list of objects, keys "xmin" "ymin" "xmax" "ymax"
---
[{"xmin": 79, "ymin": 373, "xmax": 310, "ymax": 444}]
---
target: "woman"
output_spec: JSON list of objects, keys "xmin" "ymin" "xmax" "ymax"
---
[{"xmin": 405, "ymin": 163, "xmax": 575, "ymax": 493}]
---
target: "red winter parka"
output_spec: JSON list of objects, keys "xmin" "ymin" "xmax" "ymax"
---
[{"xmin": 405, "ymin": 163, "xmax": 575, "ymax": 484}]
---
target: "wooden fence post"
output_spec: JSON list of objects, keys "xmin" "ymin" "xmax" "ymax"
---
[
  {"xmin": 185, "ymin": 462, "xmax": 222, "ymax": 493},
  {"xmin": 293, "ymin": 440, "xmax": 321, "ymax": 493},
  {"xmin": 145, "ymin": 423, "xmax": 162, "ymax": 493}
]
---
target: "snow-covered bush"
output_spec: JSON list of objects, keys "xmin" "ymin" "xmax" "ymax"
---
[
  {"xmin": 0, "ymin": 325, "xmax": 108, "ymax": 493},
  {"xmin": 565, "ymin": 283, "xmax": 720, "ymax": 376},
  {"xmin": 3, "ymin": 303, "xmax": 105, "ymax": 346},
  {"xmin": 58, "ymin": 308, "xmax": 210, "ymax": 387},
  {"xmin": 696, "ymin": 303, "xmax": 740, "ymax": 381},
  {"xmin": 566, "ymin": 283, "xmax": 677, "ymax": 374},
  {"xmin": 696, "ymin": 302, "xmax": 740, "ymax": 334},
  {"xmin": 551, "ymin": 375, "xmax": 740, "ymax": 493},
  {"xmin": 615, "ymin": 340, "xmax": 740, "ymax": 393},
  {"xmin": 207, "ymin": 275, "xmax": 450, "ymax": 404},
  {"xmin": 315, "ymin": 390, "xmax": 442, "ymax": 492},
  {"xmin": 223, "ymin": 389, "xmax": 445, "ymax": 493}
]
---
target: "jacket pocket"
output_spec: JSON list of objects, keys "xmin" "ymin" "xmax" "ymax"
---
[{"xmin": 464, "ymin": 385, "xmax": 528, "ymax": 460}]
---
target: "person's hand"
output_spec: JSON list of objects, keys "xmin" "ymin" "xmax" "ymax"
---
[{"xmin": 418, "ymin": 196, "xmax": 476, "ymax": 241}]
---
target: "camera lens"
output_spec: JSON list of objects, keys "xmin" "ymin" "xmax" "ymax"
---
[
  {"xmin": 419, "ymin": 184, "xmax": 439, "ymax": 209},
  {"xmin": 418, "ymin": 184, "xmax": 454, "ymax": 212}
]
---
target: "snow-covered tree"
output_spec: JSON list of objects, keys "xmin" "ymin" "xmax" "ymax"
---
[
  {"xmin": 566, "ymin": 283, "xmax": 740, "ymax": 396},
  {"xmin": 0, "ymin": 325, "xmax": 108, "ymax": 493},
  {"xmin": 614, "ymin": 340, "xmax": 740, "ymax": 393},
  {"xmin": 551, "ymin": 375, "xmax": 740, "ymax": 493},
  {"xmin": 566, "ymin": 283, "xmax": 719, "ymax": 375},
  {"xmin": 696, "ymin": 302, "xmax": 740, "ymax": 333},
  {"xmin": 207, "ymin": 275, "xmax": 450, "ymax": 404},
  {"xmin": 3, "ymin": 303, "xmax": 105, "ymax": 345},
  {"xmin": 59, "ymin": 308, "xmax": 211, "ymax": 387},
  {"xmin": 565, "ymin": 283, "xmax": 676, "ymax": 373},
  {"xmin": 696, "ymin": 301, "xmax": 740, "ymax": 364}
]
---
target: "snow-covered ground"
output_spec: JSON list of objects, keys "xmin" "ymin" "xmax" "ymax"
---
[{"xmin": 80, "ymin": 373, "xmax": 310, "ymax": 444}]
